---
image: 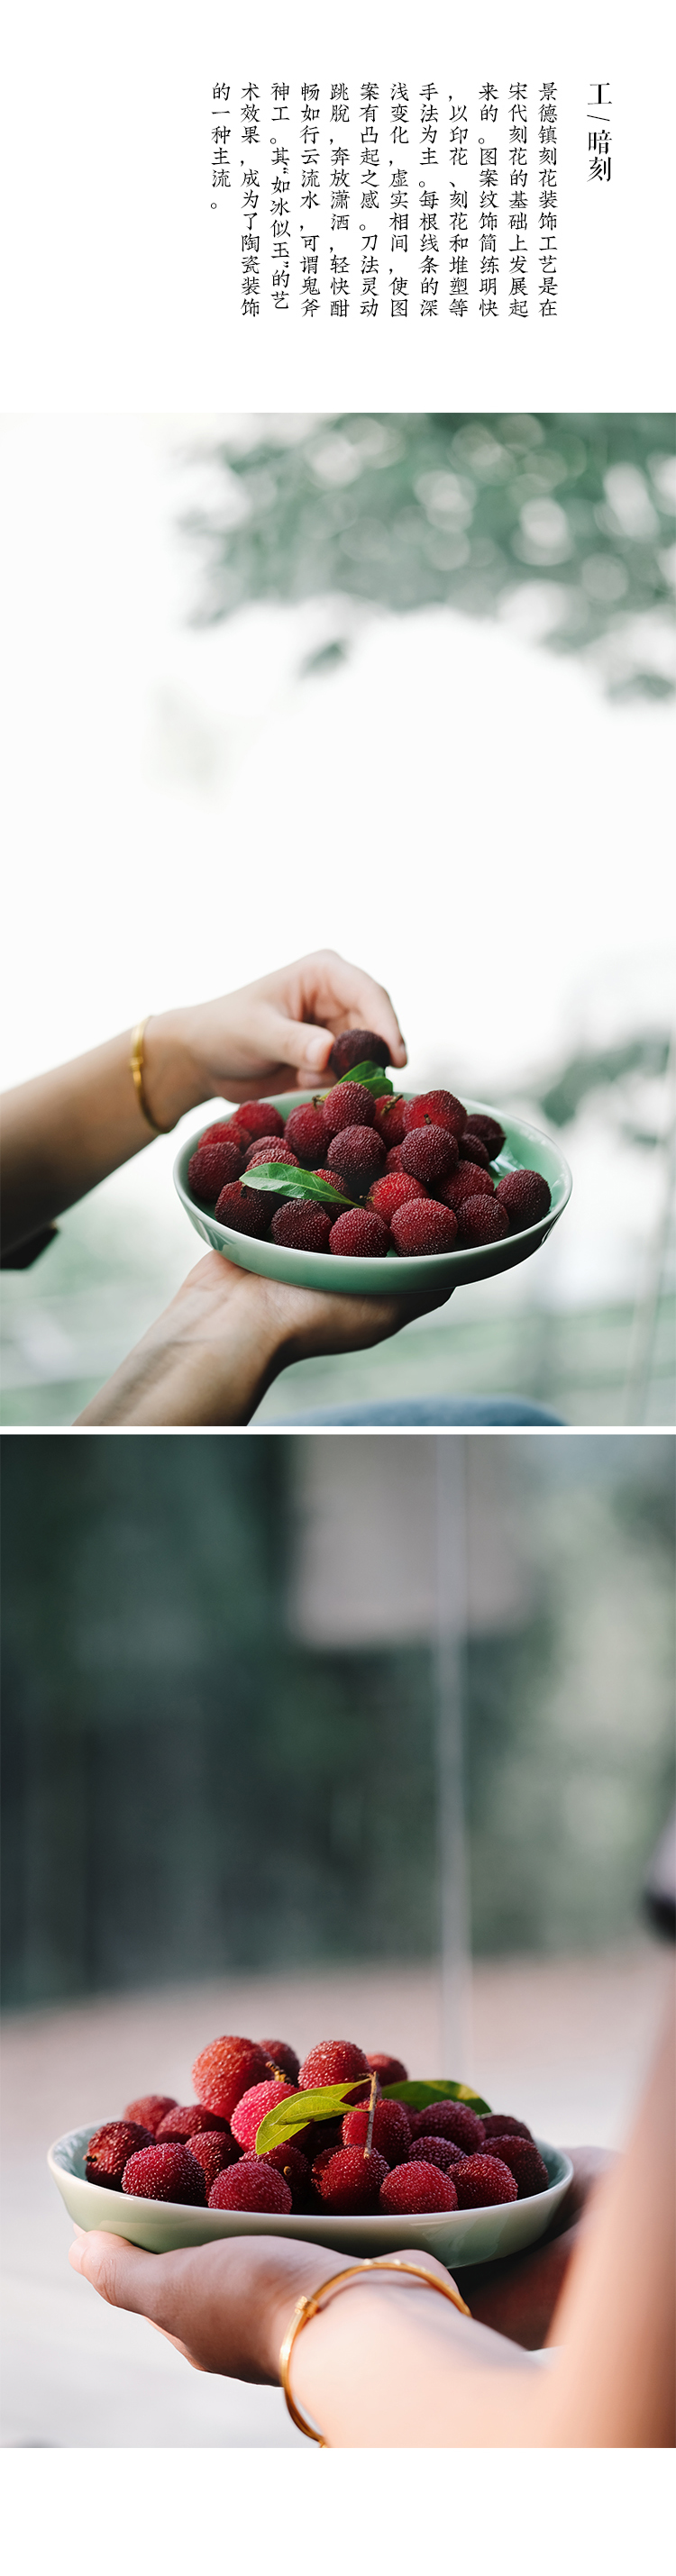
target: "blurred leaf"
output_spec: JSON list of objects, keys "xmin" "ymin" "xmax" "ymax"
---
[
  {"xmin": 328, "ymin": 1061, "xmax": 394, "ymax": 1098},
  {"xmin": 382, "ymin": 2078, "xmax": 491, "ymax": 2114},
  {"xmin": 537, "ymin": 1034, "xmax": 671, "ymax": 1127},
  {"xmin": 184, "ymin": 413, "xmax": 676, "ymax": 698}
]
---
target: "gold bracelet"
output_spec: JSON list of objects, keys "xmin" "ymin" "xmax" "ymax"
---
[
  {"xmin": 130, "ymin": 1018, "xmax": 175, "ymax": 1135},
  {"xmin": 279, "ymin": 2258, "xmax": 471, "ymax": 2445}
]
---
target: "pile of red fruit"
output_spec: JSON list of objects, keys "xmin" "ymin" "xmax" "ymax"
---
[
  {"xmin": 83, "ymin": 2031, "xmax": 551, "ymax": 2218},
  {"xmin": 185, "ymin": 1026, "xmax": 552, "ymax": 1261}
]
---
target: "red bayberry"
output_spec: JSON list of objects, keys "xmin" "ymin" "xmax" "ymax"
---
[
  {"xmin": 123, "ymin": 2144, "xmax": 206, "ymax": 2205},
  {"xmin": 297, "ymin": 2039, "xmax": 370, "ymax": 2093},
  {"xmin": 192, "ymin": 2035, "xmax": 268, "ymax": 2120},
  {"xmin": 123, "ymin": 2094, "xmax": 178, "ymax": 2135},
  {"xmin": 409, "ymin": 2101, "xmax": 485, "ymax": 2152},
  {"xmin": 374, "ymin": 1095, "xmax": 408, "ymax": 1148},
  {"xmin": 284, "ymin": 1106, "xmax": 328, "ymax": 1165},
  {"xmin": 214, "ymin": 1180, "xmax": 272, "ymax": 1237},
  {"xmin": 452, "ymin": 2153, "xmax": 517, "ymax": 2208},
  {"xmin": 482, "ymin": 2114, "xmax": 534, "ymax": 2143},
  {"xmin": 343, "ymin": 2098, "xmax": 412, "ymax": 2164},
  {"xmin": 385, "ymin": 1145, "xmax": 406, "ymax": 1171},
  {"xmin": 368, "ymin": 1172, "xmax": 427, "ymax": 1220},
  {"xmin": 404, "ymin": 1090, "xmax": 467, "ymax": 1140},
  {"xmin": 496, "ymin": 1170, "xmax": 552, "ymax": 1231},
  {"xmin": 189, "ymin": 2130, "xmax": 242, "ymax": 2191},
  {"xmin": 230, "ymin": 2078, "xmax": 297, "ymax": 2153},
  {"xmin": 260, "ymin": 2144, "xmax": 310, "ymax": 2206},
  {"xmin": 457, "ymin": 1195, "xmax": 510, "ymax": 1247},
  {"xmin": 235, "ymin": 1102, "xmax": 285, "ymax": 1141},
  {"xmin": 442, "ymin": 1163, "xmax": 495, "ymax": 1209},
  {"xmin": 208, "ymin": 2159, "xmax": 292, "ymax": 2214},
  {"xmin": 465, "ymin": 1114, "xmax": 505, "ymax": 1160},
  {"xmin": 459, "ymin": 1133, "xmax": 489, "ymax": 1168},
  {"xmin": 188, "ymin": 1140, "xmax": 243, "ymax": 1201},
  {"xmin": 198, "ymin": 1119, "xmax": 249, "ymax": 1154},
  {"xmin": 379, "ymin": 2161, "xmax": 459, "ymax": 2214},
  {"xmin": 243, "ymin": 1139, "xmax": 299, "ymax": 1170},
  {"xmin": 329, "ymin": 1206, "xmax": 390, "ymax": 1257},
  {"xmin": 328, "ymin": 1030, "xmax": 391, "ymax": 1077},
  {"xmin": 311, "ymin": 1166, "xmax": 350, "ymax": 1197},
  {"xmin": 85, "ymin": 2121, "xmax": 153, "ymax": 2187},
  {"xmin": 322, "ymin": 1082, "xmax": 377, "ymax": 1140},
  {"xmin": 316, "ymin": 2146, "xmax": 389, "ymax": 2213},
  {"xmin": 366, "ymin": 2053, "xmax": 408, "ymax": 2085},
  {"xmin": 409, "ymin": 2135, "xmax": 462, "ymax": 2173},
  {"xmin": 389, "ymin": 1200, "xmax": 458, "ymax": 1256},
  {"xmin": 481, "ymin": 2136, "xmax": 549, "ymax": 2197},
  {"xmin": 155, "ymin": 2103, "xmax": 232, "ymax": 2141},
  {"xmin": 260, "ymin": 2040, "xmax": 301, "ymax": 2083},
  {"xmin": 400, "ymin": 1125, "xmax": 458, "ymax": 1187},
  {"xmin": 326, "ymin": 1124, "xmax": 385, "ymax": 1191},
  {"xmin": 271, "ymin": 1204, "xmax": 333, "ymax": 1252}
]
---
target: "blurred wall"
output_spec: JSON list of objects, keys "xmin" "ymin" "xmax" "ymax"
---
[{"xmin": 2, "ymin": 1434, "xmax": 673, "ymax": 2007}]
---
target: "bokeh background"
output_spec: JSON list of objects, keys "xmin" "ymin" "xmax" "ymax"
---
[
  {"xmin": 2, "ymin": 1430, "xmax": 673, "ymax": 2444},
  {"xmin": 1, "ymin": 412, "xmax": 674, "ymax": 1425}
]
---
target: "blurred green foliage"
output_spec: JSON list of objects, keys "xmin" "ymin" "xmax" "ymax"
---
[
  {"xmin": 187, "ymin": 412, "xmax": 675, "ymax": 696},
  {"xmin": 2, "ymin": 1437, "xmax": 673, "ymax": 2006}
]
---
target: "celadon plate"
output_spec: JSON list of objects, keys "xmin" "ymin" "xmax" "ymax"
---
[
  {"xmin": 49, "ymin": 2126, "xmax": 572, "ymax": 2270},
  {"xmin": 173, "ymin": 1095, "xmax": 571, "ymax": 1299}
]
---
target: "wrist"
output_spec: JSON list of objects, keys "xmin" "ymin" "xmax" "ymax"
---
[{"xmin": 140, "ymin": 1011, "xmax": 214, "ymax": 1131}]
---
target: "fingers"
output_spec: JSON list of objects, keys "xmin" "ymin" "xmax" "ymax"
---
[
  {"xmin": 251, "ymin": 1005, "xmax": 335, "ymax": 1080},
  {"xmin": 69, "ymin": 2227, "xmax": 169, "ymax": 2321}
]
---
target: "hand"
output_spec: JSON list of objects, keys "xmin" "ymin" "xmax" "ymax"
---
[
  {"xmin": 146, "ymin": 948, "xmax": 407, "ymax": 1124},
  {"xmin": 458, "ymin": 2149, "xmax": 615, "ymax": 2350},
  {"xmin": 77, "ymin": 1250, "xmax": 453, "ymax": 1425},
  {"xmin": 68, "ymin": 2229, "xmax": 432, "ymax": 2386}
]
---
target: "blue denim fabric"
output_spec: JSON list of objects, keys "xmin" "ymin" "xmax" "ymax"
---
[{"xmin": 266, "ymin": 1397, "xmax": 565, "ymax": 1426}]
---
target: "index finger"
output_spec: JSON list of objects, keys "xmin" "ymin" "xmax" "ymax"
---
[{"xmin": 293, "ymin": 951, "xmax": 407, "ymax": 1068}]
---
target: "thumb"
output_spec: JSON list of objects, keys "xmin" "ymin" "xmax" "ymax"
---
[
  {"xmin": 69, "ymin": 2226, "xmax": 160, "ymax": 2317},
  {"xmin": 255, "ymin": 1006, "xmax": 333, "ymax": 1076}
]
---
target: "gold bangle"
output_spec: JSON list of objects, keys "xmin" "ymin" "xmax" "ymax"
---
[
  {"xmin": 279, "ymin": 2258, "xmax": 471, "ymax": 2445},
  {"xmin": 130, "ymin": 1018, "xmax": 175, "ymax": 1135}
]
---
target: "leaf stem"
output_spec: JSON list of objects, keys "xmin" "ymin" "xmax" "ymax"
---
[{"xmin": 364, "ymin": 2071, "xmax": 378, "ymax": 2157}]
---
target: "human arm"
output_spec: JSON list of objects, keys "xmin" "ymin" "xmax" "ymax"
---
[
  {"xmin": 75, "ymin": 1252, "xmax": 452, "ymax": 1425},
  {"xmin": 0, "ymin": 950, "xmax": 406, "ymax": 1254},
  {"xmin": 69, "ymin": 2009, "xmax": 675, "ymax": 2444}
]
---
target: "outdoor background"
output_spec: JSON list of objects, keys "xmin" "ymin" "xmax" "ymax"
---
[
  {"xmin": 2, "ymin": 1430, "xmax": 674, "ymax": 2444},
  {"xmin": 1, "ymin": 411, "xmax": 674, "ymax": 1425}
]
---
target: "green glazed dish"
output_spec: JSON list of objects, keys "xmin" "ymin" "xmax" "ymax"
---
[
  {"xmin": 49, "ymin": 2124, "xmax": 572, "ymax": 2270},
  {"xmin": 173, "ymin": 1096, "xmax": 572, "ymax": 1298}
]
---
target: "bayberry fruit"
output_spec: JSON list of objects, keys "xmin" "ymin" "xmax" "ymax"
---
[
  {"xmin": 297, "ymin": 2040, "xmax": 370, "ymax": 2093},
  {"xmin": 198, "ymin": 1120, "xmax": 249, "ymax": 1154},
  {"xmin": 260, "ymin": 2040, "xmax": 301, "ymax": 2083},
  {"xmin": 459, "ymin": 1133, "xmax": 489, "ymax": 1169},
  {"xmin": 389, "ymin": 1200, "xmax": 458, "ymax": 1256},
  {"xmin": 379, "ymin": 2162, "xmax": 459, "ymax": 2215},
  {"xmin": 123, "ymin": 2144, "xmax": 206, "ymax": 2205},
  {"xmin": 189, "ymin": 2130, "xmax": 242, "ymax": 2192},
  {"xmin": 496, "ymin": 1170, "xmax": 552, "ymax": 1232},
  {"xmin": 452, "ymin": 2154, "xmax": 517, "ymax": 2208},
  {"xmin": 235, "ymin": 1102, "xmax": 285, "ymax": 1141},
  {"xmin": 327, "ymin": 1125, "xmax": 385, "ymax": 1191},
  {"xmin": 400, "ymin": 1126, "xmax": 458, "ymax": 1187},
  {"xmin": 230, "ymin": 2079, "xmax": 297, "ymax": 2153},
  {"xmin": 366, "ymin": 2053, "xmax": 408, "ymax": 2085},
  {"xmin": 368, "ymin": 1172, "xmax": 427, "ymax": 1221},
  {"xmin": 322, "ymin": 1082, "xmax": 376, "ymax": 1140},
  {"xmin": 329, "ymin": 1207, "xmax": 390, "ymax": 1257},
  {"xmin": 155, "ymin": 2103, "xmax": 232, "ymax": 2142},
  {"xmin": 243, "ymin": 1139, "xmax": 299, "ymax": 1170},
  {"xmin": 316, "ymin": 2146, "xmax": 389, "ymax": 2213},
  {"xmin": 284, "ymin": 1106, "xmax": 328, "ymax": 1165},
  {"xmin": 409, "ymin": 2135, "xmax": 462, "ymax": 2173},
  {"xmin": 409, "ymin": 2101, "xmax": 485, "ymax": 2153},
  {"xmin": 342, "ymin": 2098, "xmax": 412, "ymax": 2164},
  {"xmin": 271, "ymin": 1204, "xmax": 333, "ymax": 1252},
  {"xmin": 214, "ymin": 1180, "xmax": 272, "ymax": 1237},
  {"xmin": 328, "ymin": 1030, "xmax": 391, "ymax": 1077},
  {"xmin": 188, "ymin": 1140, "xmax": 242, "ymax": 1201},
  {"xmin": 374, "ymin": 1095, "xmax": 408, "ymax": 1149},
  {"xmin": 442, "ymin": 1163, "xmax": 495, "ymax": 1209},
  {"xmin": 123, "ymin": 2094, "xmax": 178, "ymax": 2135},
  {"xmin": 208, "ymin": 2159, "xmax": 292, "ymax": 2214},
  {"xmin": 385, "ymin": 1145, "xmax": 406, "ymax": 1171},
  {"xmin": 85, "ymin": 2121, "xmax": 153, "ymax": 2187},
  {"xmin": 260, "ymin": 2144, "xmax": 310, "ymax": 2206},
  {"xmin": 481, "ymin": 2136, "xmax": 549, "ymax": 2197},
  {"xmin": 482, "ymin": 2115, "xmax": 534, "ymax": 2143},
  {"xmin": 464, "ymin": 1114, "xmax": 505, "ymax": 1160},
  {"xmin": 192, "ymin": 2035, "xmax": 268, "ymax": 2120},
  {"xmin": 456, "ymin": 1195, "xmax": 509, "ymax": 1247},
  {"xmin": 404, "ymin": 1090, "xmax": 467, "ymax": 1141}
]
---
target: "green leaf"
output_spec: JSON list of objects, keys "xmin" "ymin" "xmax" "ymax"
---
[
  {"xmin": 338, "ymin": 1060, "xmax": 395, "ymax": 1098},
  {"xmin": 254, "ymin": 2078, "xmax": 370, "ymax": 2155},
  {"xmin": 381, "ymin": 2079, "xmax": 492, "ymax": 2116},
  {"xmin": 241, "ymin": 1165, "xmax": 355, "ymax": 1206}
]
